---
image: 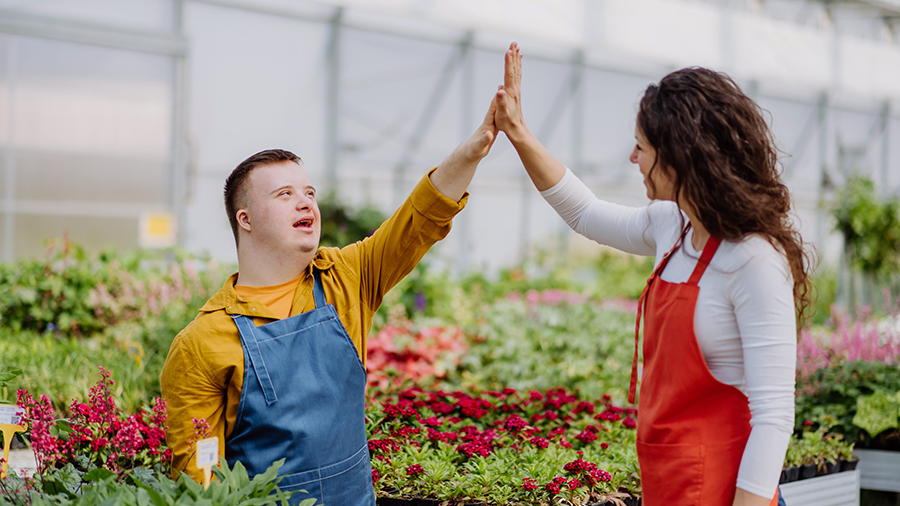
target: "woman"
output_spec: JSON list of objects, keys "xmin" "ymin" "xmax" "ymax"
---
[{"xmin": 493, "ymin": 43, "xmax": 812, "ymax": 506}]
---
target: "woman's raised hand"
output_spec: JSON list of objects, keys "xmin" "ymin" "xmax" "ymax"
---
[
  {"xmin": 493, "ymin": 42, "xmax": 566, "ymax": 190},
  {"xmin": 495, "ymin": 42, "xmax": 529, "ymax": 143}
]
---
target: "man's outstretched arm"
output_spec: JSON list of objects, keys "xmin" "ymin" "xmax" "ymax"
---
[{"xmin": 428, "ymin": 97, "xmax": 498, "ymax": 202}]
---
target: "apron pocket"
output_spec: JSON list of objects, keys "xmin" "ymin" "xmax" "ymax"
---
[
  {"xmin": 636, "ymin": 440, "xmax": 705, "ymax": 506},
  {"xmin": 276, "ymin": 445, "xmax": 375, "ymax": 506}
]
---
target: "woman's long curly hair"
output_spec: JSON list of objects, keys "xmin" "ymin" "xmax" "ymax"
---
[{"xmin": 638, "ymin": 67, "xmax": 814, "ymax": 326}]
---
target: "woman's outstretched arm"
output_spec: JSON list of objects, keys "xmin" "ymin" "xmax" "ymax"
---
[{"xmin": 494, "ymin": 42, "xmax": 566, "ymax": 191}]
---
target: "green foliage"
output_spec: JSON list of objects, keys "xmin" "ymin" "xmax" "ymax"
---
[
  {"xmin": 318, "ymin": 192, "xmax": 387, "ymax": 248},
  {"xmin": 783, "ymin": 424, "xmax": 854, "ymax": 469},
  {"xmin": 794, "ymin": 359, "xmax": 900, "ymax": 448},
  {"xmin": 0, "ymin": 458, "xmax": 314, "ymax": 506},
  {"xmin": 0, "ymin": 241, "xmax": 229, "ymax": 338},
  {"xmin": 0, "ymin": 367, "xmax": 23, "ymax": 405},
  {"xmin": 809, "ymin": 268, "xmax": 838, "ymax": 326},
  {"xmin": 446, "ymin": 298, "xmax": 637, "ymax": 404},
  {"xmin": 831, "ymin": 174, "xmax": 900, "ymax": 276},
  {"xmin": 853, "ymin": 390, "xmax": 900, "ymax": 438}
]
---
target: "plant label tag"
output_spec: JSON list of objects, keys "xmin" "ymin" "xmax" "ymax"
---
[
  {"xmin": 0, "ymin": 405, "xmax": 25, "ymax": 427},
  {"xmin": 0, "ymin": 404, "xmax": 27, "ymax": 479},
  {"xmin": 196, "ymin": 437, "xmax": 219, "ymax": 468}
]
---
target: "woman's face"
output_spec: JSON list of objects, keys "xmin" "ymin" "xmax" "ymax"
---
[{"xmin": 630, "ymin": 124, "xmax": 676, "ymax": 202}]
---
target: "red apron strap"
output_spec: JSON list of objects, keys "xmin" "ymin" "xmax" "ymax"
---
[
  {"xmin": 628, "ymin": 225, "xmax": 691, "ymax": 405},
  {"xmin": 687, "ymin": 235, "xmax": 722, "ymax": 285}
]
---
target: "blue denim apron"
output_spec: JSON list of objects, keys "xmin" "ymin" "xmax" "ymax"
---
[{"xmin": 226, "ymin": 270, "xmax": 375, "ymax": 506}]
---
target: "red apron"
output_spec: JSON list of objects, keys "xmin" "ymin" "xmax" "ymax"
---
[{"xmin": 628, "ymin": 229, "xmax": 778, "ymax": 506}]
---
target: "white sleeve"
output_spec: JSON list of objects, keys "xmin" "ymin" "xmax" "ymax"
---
[
  {"xmin": 731, "ymin": 249, "xmax": 797, "ymax": 498},
  {"xmin": 539, "ymin": 167, "xmax": 667, "ymax": 256}
]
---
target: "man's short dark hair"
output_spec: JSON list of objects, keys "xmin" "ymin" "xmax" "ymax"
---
[{"xmin": 224, "ymin": 149, "xmax": 302, "ymax": 245}]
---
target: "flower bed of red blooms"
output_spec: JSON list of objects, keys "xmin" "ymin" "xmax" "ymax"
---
[
  {"xmin": 366, "ymin": 386, "xmax": 641, "ymax": 505},
  {"xmin": 14, "ymin": 366, "xmax": 171, "ymax": 475}
]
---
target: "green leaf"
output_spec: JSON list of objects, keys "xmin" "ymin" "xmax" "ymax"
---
[
  {"xmin": 853, "ymin": 391, "xmax": 900, "ymax": 437},
  {"xmin": 84, "ymin": 468, "xmax": 118, "ymax": 482}
]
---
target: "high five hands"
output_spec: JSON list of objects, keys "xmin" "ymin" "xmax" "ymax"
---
[{"xmin": 494, "ymin": 42, "xmax": 528, "ymax": 144}]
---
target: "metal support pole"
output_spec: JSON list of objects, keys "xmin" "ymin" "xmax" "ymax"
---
[
  {"xmin": 3, "ymin": 38, "xmax": 17, "ymax": 262},
  {"xmin": 171, "ymin": 0, "xmax": 188, "ymax": 247},
  {"xmin": 455, "ymin": 31, "xmax": 474, "ymax": 275},
  {"xmin": 325, "ymin": 7, "xmax": 343, "ymax": 192},
  {"xmin": 880, "ymin": 99, "xmax": 890, "ymax": 195},
  {"xmin": 392, "ymin": 33, "xmax": 471, "ymax": 208}
]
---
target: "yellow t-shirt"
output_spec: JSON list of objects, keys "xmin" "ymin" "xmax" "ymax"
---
[
  {"xmin": 234, "ymin": 274, "xmax": 302, "ymax": 321},
  {"xmin": 159, "ymin": 169, "xmax": 466, "ymax": 481}
]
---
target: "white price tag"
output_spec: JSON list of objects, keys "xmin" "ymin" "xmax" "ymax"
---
[
  {"xmin": 196, "ymin": 437, "xmax": 219, "ymax": 468},
  {"xmin": 0, "ymin": 406, "xmax": 24, "ymax": 427}
]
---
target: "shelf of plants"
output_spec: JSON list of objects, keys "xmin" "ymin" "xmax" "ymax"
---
[{"xmin": 367, "ymin": 387, "xmax": 641, "ymax": 506}]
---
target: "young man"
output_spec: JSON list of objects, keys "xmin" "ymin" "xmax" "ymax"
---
[{"xmin": 160, "ymin": 100, "xmax": 498, "ymax": 505}]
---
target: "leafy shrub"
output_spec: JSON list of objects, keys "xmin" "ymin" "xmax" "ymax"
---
[
  {"xmin": 366, "ymin": 320, "xmax": 468, "ymax": 390},
  {"xmin": 783, "ymin": 424, "xmax": 854, "ymax": 469},
  {"xmin": 797, "ymin": 309, "xmax": 900, "ymax": 382},
  {"xmin": 0, "ymin": 240, "xmax": 229, "ymax": 338},
  {"xmin": 318, "ymin": 192, "xmax": 386, "ymax": 248},
  {"xmin": 0, "ymin": 457, "xmax": 311, "ymax": 506},
  {"xmin": 449, "ymin": 294, "xmax": 637, "ymax": 404},
  {"xmin": 831, "ymin": 174, "xmax": 900, "ymax": 277},
  {"xmin": 794, "ymin": 359, "xmax": 900, "ymax": 449},
  {"xmin": 367, "ymin": 386, "xmax": 639, "ymax": 505}
]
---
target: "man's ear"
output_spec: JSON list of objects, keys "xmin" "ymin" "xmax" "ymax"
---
[{"xmin": 237, "ymin": 209, "xmax": 251, "ymax": 233}]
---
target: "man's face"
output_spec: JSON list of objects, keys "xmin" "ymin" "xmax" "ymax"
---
[{"xmin": 242, "ymin": 160, "xmax": 321, "ymax": 256}]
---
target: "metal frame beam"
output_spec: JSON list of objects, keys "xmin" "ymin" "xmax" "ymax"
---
[
  {"xmin": 0, "ymin": 9, "xmax": 186, "ymax": 56},
  {"xmin": 391, "ymin": 33, "xmax": 472, "ymax": 208}
]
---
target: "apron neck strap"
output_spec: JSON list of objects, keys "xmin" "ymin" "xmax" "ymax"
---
[
  {"xmin": 687, "ymin": 235, "xmax": 722, "ymax": 286},
  {"xmin": 312, "ymin": 269, "xmax": 327, "ymax": 308}
]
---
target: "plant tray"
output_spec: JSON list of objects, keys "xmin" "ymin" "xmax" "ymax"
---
[
  {"xmin": 855, "ymin": 449, "xmax": 900, "ymax": 492},
  {"xmin": 778, "ymin": 470, "xmax": 859, "ymax": 506}
]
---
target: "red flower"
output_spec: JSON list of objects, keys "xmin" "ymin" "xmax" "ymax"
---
[
  {"xmin": 529, "ymin": 436, "xmax": 550, "ymax": 449},
  {"xmin": 406, "ymin": 464, "xmax": 425, "ymax": 476},
  {"xmin": 622, "ymin": 417, "xmax": 637, "ymax": 429},
  {"xmin": 568, "ymin": 478, "xmax": 581, "ymax": 490},
  {"xmin": 522, "ymin": 477, "xmax": 539, "ymax": 491},
  {"xmin": 372, "ymin": 468, "xmax": 380, "ymax": 484},
  {"xmin": 502, "ymin": 415, "xmax": 528, "ymax": 433}
]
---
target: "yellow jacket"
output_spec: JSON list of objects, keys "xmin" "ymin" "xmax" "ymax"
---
[{"xmin": 160, "ymin": 169, "xmax": 466, "ymax": 480}]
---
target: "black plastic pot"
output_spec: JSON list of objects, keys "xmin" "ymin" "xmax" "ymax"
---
[
  {"xmin": 591, "ymin": 497, "xmax": 642, "ymax": 506},
  {"xmin": 815, "ymin": 460, "xmax": 840, "ymax": 477},
  {"xmin": 799, "ymin": 463, "xmax": 817, "ymax": 480},
  {"xmin": 786, "ymin": 466, "xmax": 799, "ymax": 483},
  {"xmin": 841, "ymin": 457, "xmax": 859, "ymax": 471},
  {"xmin": 377, "ymin": 498, "xmax": 415, "ymax": 506},
  {"xmin": 779, "ymin": 468, "xmax": 788, "ymax": 484}
]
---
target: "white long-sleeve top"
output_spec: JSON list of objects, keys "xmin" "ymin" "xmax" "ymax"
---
[{"xmin": 541, "ymin": 168, "xmax": 796, "ymax": 498}]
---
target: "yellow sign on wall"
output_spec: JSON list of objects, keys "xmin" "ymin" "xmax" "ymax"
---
[{"xmin": 140, "ymin": 212, "xmax": 176, "ymax": 248}]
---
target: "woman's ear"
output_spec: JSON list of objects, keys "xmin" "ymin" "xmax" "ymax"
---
[{"xmin": 237, "ymin": 209, "xmax": 251, "ymax": 233}]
